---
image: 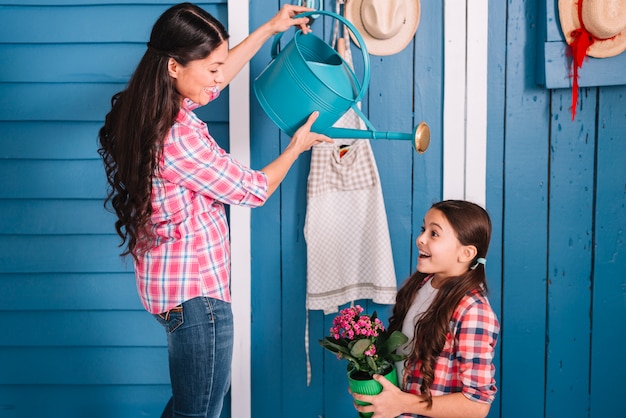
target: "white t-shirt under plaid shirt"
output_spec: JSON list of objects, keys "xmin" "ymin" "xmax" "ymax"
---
[{"xmin": 135, "ymin": 99, "xmax": 268, "ymax": 314}]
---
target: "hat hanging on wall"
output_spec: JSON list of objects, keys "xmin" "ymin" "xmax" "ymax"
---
[
  {"xmin": 344, "ymin": 0, "xmax": 420, "ymax": 56},
  {"xmin": 558, "ymin": 0, "xmax": 626, "ymax": 119}
]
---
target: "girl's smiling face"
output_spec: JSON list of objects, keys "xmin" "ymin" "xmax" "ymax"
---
[
  {"xmin": 416, "ymin": 208, "xmax": 475, "ymax": 286},
  {"xmin": 168, "ymin": 41, "xmax": 228, "ymax": 105}
]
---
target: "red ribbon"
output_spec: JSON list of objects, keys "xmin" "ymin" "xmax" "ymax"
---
[{"xmin": 566, "ymin": 0, "xmax": 595, "ymax": 120}]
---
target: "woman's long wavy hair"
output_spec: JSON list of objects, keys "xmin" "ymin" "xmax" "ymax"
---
[
  {"xmin": 98, "ymin": 3, "xmax": 229, "ymax": 259},
  {"xmin": 388, "ymin": 200, "xmax": 492, "ymax": 408}
]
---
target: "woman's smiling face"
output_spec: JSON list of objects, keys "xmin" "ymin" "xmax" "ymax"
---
[{"xmin": 168, "ymin": 41, "xmax": 228, "ymax": 105}]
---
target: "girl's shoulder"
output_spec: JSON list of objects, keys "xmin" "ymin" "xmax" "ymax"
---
[{"xmin": 452, "ymin": 289, "xmax": 500, "ymax": 329}]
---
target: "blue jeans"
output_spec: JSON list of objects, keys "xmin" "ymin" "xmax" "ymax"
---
[{"xmin": 154, "ymin": 296, "xmax": 233, "ymax": 418}]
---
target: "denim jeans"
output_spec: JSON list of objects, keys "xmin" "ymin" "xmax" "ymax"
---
[{"xmin": 154, "ymin": 296, "xmax": 233, "ymax": 418}]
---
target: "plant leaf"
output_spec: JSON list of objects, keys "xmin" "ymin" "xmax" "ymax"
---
[
  {"xmin": 366, "ymin": 356, "xmax": 378, "ymax": 372},
  {"xmin": 377, "ymin": 330, "xmax": 409, "ymax": 358},
  {"xmin": 350, "ymin": 338, "xmax": 372, "ymax": 358}
]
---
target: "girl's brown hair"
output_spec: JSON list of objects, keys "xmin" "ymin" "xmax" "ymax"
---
[{"xmin": 388, "ymin": 200, "xmax": 492, "ymax": 407}]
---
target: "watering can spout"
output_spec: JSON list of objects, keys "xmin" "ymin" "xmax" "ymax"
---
[{"xmin": 324, "ymin": 122, "xmax": 431, "ymax": 154}]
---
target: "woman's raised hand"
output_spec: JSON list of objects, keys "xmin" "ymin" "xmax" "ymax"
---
[{"xmin": 267, "ymin": 3, "xmax": 314, "ymax": 35}]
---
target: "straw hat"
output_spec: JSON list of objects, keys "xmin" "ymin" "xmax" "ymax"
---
[
  {"xmin": 344, "ymin": 0, "xmax": 420, "ymax": 56},
  {"xmin": 558, "ymin": 0, "xmax": 626, "ymax": 58}
]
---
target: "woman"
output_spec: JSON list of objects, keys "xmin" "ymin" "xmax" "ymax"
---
[{"xmin": 98, "ymin": 3, "xmax": 331, "ymax": 417}]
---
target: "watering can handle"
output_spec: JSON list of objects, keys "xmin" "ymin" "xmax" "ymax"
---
[{"xmin": 270, "ymin": 10, "xmax": 371, "ymax": 104}]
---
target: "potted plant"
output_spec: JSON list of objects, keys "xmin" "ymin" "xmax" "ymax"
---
[{"xmin": 319, "ymin": 305, "xmax": 409, "ymax": 417}]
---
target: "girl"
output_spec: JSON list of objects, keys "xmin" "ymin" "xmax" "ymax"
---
[
  {"xmin": 98, "ymin": 3, "xmax": 331, "ymax": 417},
  {"xmin": 353, "ymin": 200, "xmax": 500, "ymax": 418}
]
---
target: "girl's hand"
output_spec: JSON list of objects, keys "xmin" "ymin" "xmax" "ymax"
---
[
  {"xmin": 288, "ymin": 111, "xmax": 333, "ymax": 154},
  {"xmin": 352, "ymin": 374, "xmax": 407, "ymax": 418},
  {"xmin": 266, "ymin": 4, "xmax": 314, "ymax": 35}
]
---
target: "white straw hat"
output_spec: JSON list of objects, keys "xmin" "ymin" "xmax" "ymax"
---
[
  {"xmin": 344, "ymin": 0, "xmax": 421, "ymax": 56},
  {"xmin": 558, "ymin": 0, "xmax": 626, "ymax": 58}
]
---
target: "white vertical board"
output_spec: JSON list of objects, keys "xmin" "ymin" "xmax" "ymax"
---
[
  {"xmin": 465, "ymin": 0, "xmax": 488, "ymax": 207},
  {"xmin": 443, "ymin": 0, "xmax": 488, "ymax": 207},
  {"xmin": 443, "ymin": 1, "xmax": 467, "ymax": 200},
  {"xmin": 228, "ymin": 0, "xmax": 251, "ymax": 417}
]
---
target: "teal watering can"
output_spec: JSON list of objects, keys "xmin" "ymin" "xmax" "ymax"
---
[{"xmin": 254, "ymin": 10, "xmax": 430, "ymax": 153}]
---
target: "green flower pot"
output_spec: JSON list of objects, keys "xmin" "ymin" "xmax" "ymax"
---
[{"xmin": 348, "ymin": 367, "xmax": 399, "ymax": 418}]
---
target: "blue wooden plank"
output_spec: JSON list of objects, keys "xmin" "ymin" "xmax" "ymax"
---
[
  {"xmin": 412, "ymin": 0, "xmax": 444, "ymax": 274},
  {"xmin": 0, "ymin": 122, "xmax": 101, "ymax": 159},
  {"xmin": 0, "ymin": 385, "xmax": 172, "ymax": 418},
  {"xmin": 0, "ymin": 44, "xmax": 143, "ymax": 83},
  {"xmin": 486, "ymin": 0, "xmax": 507, "ymax": 416},
  {"xmin": 0, "ymin": 119, "xmax": 225, "ymax": 159},
  {"xmin": 502, "ymin": 1, "xmax": 551, "ymax": 417},
  {"xmin": 0, "ymin": 272, "xmax": 140, "ymax": 310},
  {"xmin": 278, "ymin": 9, "xmax": 329, "ymax": 416},
  {"xmin": 0, "ymin": 160, "xmax": 106, "ymax": 199},
  {"xmin": 0, "ymin": 3, "xmax": 226, "ymax": 43},
  {"xmin": 249, "ymin": 0, "xmax": 290, "ymax": 414},
  {"xmin": 0, "ymin": 200, "xmax": 115, "ymax": 234},
  {"xmin": 280, "ymin": 134, "xmax": 325, "ymax": 417},
  {"xmin": 0, "ymin": 347, "xmax": 169, "ymax": 385},
  {"xmin": 0, "ymin": 235, "xmax": 131, "ymax": 273},
  {"xmin": 368, "ymin": 49, "xmax": 415, "ymax": 284},
  {"xmin": 3, "ymin": 310, "xmax": 164, "ymax": 346},
  {"xmin": 545, "ymin": 88, "xmax": 595, "ymax": 416},
  {"xmin": 590, "ymin": 85, "xmax": 626, "ymax": 418},
  {"xmin": 0, "ymin": 83, "xmax": 123, "ymax": 122},
  {"xmin": 0, "ymin": 84, "xmax": 229, "ymax": 122},
  {"xmin": 540, "ymin": 41, "xmax": 626, "ymax": 88}
]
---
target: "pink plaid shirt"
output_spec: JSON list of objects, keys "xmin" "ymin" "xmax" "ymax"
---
[
  {"xmin": 401, "ymin": 287, "xmax": 500, "ymax": 417},
  {"xmin": 135, "ymin": 99, "xmax": 268, "ymax": 314}
]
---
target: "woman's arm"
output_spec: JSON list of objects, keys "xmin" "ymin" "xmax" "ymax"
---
[
  {"xmin": 221, "ymin": 4, "xmax": 312, "ymax": 86},
  {"xmin": 353, "ymin": 376, "xmax": 491, "ymax": 418}
]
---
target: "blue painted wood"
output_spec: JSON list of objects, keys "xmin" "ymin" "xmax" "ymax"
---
[
  {"xmin": 0, "ymin": 3, "xmax": 226, "ymax": 43},
  {"xmin": 540, "ymin": 42, "xmax": 626, "ymax": 88},
  {"xmin": 0, "ymin": 84, "xmax": 229, "ymax": 122},
  {"xmin": 0, "ymin": 44, "xmax": 144, "ymax": 83},
  {"xmin": 4, "ymin": 310, "xmax": 164, "ymax": 346},
  {"xmin": 546, "ymin": 88, "xmax": 595, "ymax": 416},
  {"xmin": 249, "ymin": 0, "xmax": 292, "ymax": 416},
  {"xmin": 279, "ymin": 104, "xmax": 324, "ymax": 416},
  {"xmin": 0, "ymin": 1, "xmax": 229, "ymax": 417},
  {"xmin": 590, "ymin": 85, "xmax": 626, "ymax": 418},
  {"xmin": 0, "ymin": 160, "xmax": 107, "ymax": 199},
  {"xmin": 486, "ymin": 0, "xmax": 507, "ymax": 415},
  {"xmin": 0, "ymin": 235, "xmax": 130, "ymax": 273},
  {"xmin": 0, "ymin": 119, "xmax": 219, "ymax": 157},
  {"xmin": 0, "ymin": 385, "xmax": 171, "ymax": 418},
  {"xmin": 0, "ymin": 273, "xmax": 139, "ymax": 310},
  {"xmin": 0, "ymin": 122, "xmax": 101, "ymax": 159},
  {"xmin": 0, "ymin": 200, "xmax": 115, "ymax": 234},
  {"xmin": 502, "ymin": 1, "xmax": 551, "ymax": 417},
  {"xmin": 0, "ymin": 347, "xmax": 169, "ymax": 384}
]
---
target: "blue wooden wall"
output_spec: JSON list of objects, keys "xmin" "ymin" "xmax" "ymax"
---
[
  {"xmin": 1, "ymin": 1, "xmax": 624, "ymax": 418},
  {"xmin": 249, "ymin": 1, "xmax": 443, "ymax": 417},
  {"xmin": 0, "ymin": 1, "xmax": 229, "ymax": 417}
]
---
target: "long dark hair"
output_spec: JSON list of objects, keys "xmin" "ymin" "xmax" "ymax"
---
[
  {"xmin": 388, "ymin": 200, "xmax": 492, "ymax": 407},
  {"xmin": 98, "ymin": 3, "xmax": 229, "ymax": 259}
]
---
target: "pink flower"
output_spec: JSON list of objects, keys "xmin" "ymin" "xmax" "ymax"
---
[{"xmin": 364, "ymin": 345, "xmax": 376, "ymax": 357}]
